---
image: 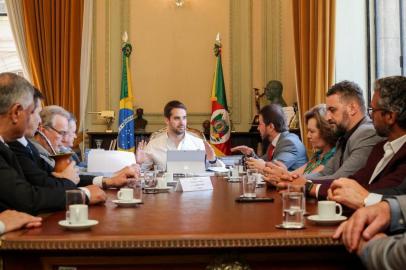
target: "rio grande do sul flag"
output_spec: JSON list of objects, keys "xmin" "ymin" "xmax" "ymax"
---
[{"xmin": 210, "ymin": 33, "xmax": 231, "ymax": 156}]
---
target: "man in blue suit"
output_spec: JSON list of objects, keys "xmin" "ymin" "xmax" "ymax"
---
[{"xmin": 232, "ymin": 104, "xmax": 307, "ymax": 171}]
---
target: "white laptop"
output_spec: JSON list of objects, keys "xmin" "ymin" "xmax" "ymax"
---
[{"xmin": 166, "ymin": 150, "xmax": 206, "ymax": 174}]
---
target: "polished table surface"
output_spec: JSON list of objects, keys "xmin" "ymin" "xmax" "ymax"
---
[
  {"xmin": 1, "ymin": 177, "xmax": 340, "ymax": 250},
  {"xmin": 0, "ymin": 177, "xmax": 363, "ymax": 269}
]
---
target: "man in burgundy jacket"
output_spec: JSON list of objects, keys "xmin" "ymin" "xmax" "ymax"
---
[
  {"xmin": 313, "ymin": 76, "xmax": 406, "ymax": 209},
  {"xmin": 277, "ymin": 76, "xmax": 406, "ymax": 210}
]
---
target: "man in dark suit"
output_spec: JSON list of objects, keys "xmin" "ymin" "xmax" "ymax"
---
[
  {"xmin": 231, "ymin": 104, "xmax": 308, "ymax": 170},
  {"xmin": 325, "ymin": 76, "xmax": 406, "ymax": 209},
  {"xmin": 8, "ymin": 91, "xmax": 138, "ymax": 191},
  {"xmin": 0, "ymin": 72, "xmax": 105, "ymax": 215}
]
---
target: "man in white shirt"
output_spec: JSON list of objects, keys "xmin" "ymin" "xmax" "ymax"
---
[{"xmin": 136, "ymin": 100, "xmax": 224, "ymax": 169}]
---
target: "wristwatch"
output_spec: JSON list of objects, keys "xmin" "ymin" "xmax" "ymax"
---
[
  {"xmin": 305, "ymin": 180, "xmax": 314, "ymax": 195},
  {"xmin": 102, "ymin": 177, "xmax": 109, "ymax": 189},
  {"xmin": 208, "ymin": 157, "xmax": 218, "ymax": 164}
]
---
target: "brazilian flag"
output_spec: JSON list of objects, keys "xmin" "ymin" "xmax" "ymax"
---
[{"xmin": 118, "ymin": 42, "xmax": 135, "ymax": 151}]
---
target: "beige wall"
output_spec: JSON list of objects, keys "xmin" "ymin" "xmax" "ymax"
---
[{"xmin": 86, "ymin": 0, "xmax": 296, "ymax": 134}]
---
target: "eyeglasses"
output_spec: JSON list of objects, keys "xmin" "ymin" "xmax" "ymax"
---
[
  {"xmin": 367, "ymin": 107, "xmax": 387, "ymax": 117},
  {"xmin": 46, "ymin": 126, "xmax": 68, "ymax": 136}
]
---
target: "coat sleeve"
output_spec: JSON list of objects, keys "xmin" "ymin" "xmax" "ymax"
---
[
  {"xmin": 0, "ymin": 156, "xmax": 66, "ymax": 215},
  {"xmin": 307, "ymin": 129, "xmax": 382, "ymax": 181},
  {"xmin": 362, "ymin": 233, "xmax": 406, "ymax": 270},
  {"xmin": 11, "ymin": 144, "xmax": 77, "ymax": 189}
]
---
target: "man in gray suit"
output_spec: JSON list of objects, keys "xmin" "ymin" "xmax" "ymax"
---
[
  {"xmin": 333, "ymin": 194, "xmax": 406, "ymax": 270},
  {"xmin": 267, "ymin": 81, "xmax": 383, "ymax": 198},
  {"xmin": 232, "ymin": 104, "xmax": 307, "ymax": 171},
  {"xmin": 306, "ymin": 81, "xmax": 383, "ymax": 181}
]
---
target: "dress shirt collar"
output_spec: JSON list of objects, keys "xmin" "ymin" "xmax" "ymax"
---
[
  {"xmin": 0, "ymin": 135, "xmax": 4, "ymax": 144},
  {"xmin": 271, "ymin": 133, "xmax": 281, "ymax": 147},
  {"xmin": 16, "ymin": 136, "xmax": 29, "ymax": 147},
  {"xmin": 384, "ymin": 133, "xmax": 406, "ymax": 155},
  {"xmin": 166, "ymin": 131, "xmax": 190, "ymax": 150}
]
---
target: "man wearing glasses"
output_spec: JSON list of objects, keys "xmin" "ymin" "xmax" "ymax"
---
[
  {"xmin": 31, "ymin": 105, "xmax": 70, "ymax": 168},
  {"xmin": 325, "ymin": 76, "xmax": 406, "ymax": 209}
]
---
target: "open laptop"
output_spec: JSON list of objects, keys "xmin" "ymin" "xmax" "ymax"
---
[{"xmin": 166, "ymin": 150, "xmax": 206, "ymax": 174}]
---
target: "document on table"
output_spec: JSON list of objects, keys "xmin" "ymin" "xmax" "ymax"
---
[
  {"xmin": 178, "ymin": 177, "xmax": 213, "ymax": 192},
  {"xmin": 87, "ymin": 149, "xmax": 136, "ymax": 173}
]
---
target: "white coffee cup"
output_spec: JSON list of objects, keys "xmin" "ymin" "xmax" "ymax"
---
[
  {"xmin": 318, "ymin": 201, "xmax": 343, "ymax": 219},
  {"xmin": 229, "ymin": 166, "xmax": 239, "ymax": 178},
  {"xmin": 157, "ymin": 177, "xmax": 167, "ymax": 188},
  {"xmin": 66, "ymin": 204, "xmax": 88, "ymax": 224},
  {"xmin": 117, "ymin": 188, "xmax": 133, "ymax": 201}
]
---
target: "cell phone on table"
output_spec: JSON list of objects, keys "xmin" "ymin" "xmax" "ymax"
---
[{"xmin": 235, "ymin": 196, "xmax": 274, "ymax": 203}]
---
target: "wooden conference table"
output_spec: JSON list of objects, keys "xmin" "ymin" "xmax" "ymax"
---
[{"xmin": 0, "ymin": 177, "xmax": 363, "ymax": 270}]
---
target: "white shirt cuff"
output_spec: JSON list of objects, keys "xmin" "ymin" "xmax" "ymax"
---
[
  {"xmin": 0, "ymin": 220, "xmax": 5, "ymax": 234},
  {"xmin": 92, "ymin": 176, "xmax": 104, "ymax": 188},
  {"xmin": 79, "ymin": 187, "xmax": 91, "ymax": 200},
  {"xmin": 364, "ymin": 193, "xmax": 383, "ymax": 207}
]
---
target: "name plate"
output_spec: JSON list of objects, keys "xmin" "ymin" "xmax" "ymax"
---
[{"xmin": 178, "ymin": 177, "xmax": 213, "ymax": 192}]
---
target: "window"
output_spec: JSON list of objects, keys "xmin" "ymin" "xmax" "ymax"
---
[
  {"xmin": 335, "ymin": 0, "xmax": 370, "ymax": 103},
  {"xmin": 374, "ymin": 0, "xmax": 405, "ymax": 77},
  {"xmin": 0, "ymin": 0, "xmax": 23, "ymax": 75}
]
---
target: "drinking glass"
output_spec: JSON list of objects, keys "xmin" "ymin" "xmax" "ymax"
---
[
  {"xmin": 242, "ymin": 175, "xmax": 257, "ymax": 198},
  {"xmin": 144, "ymin": 171, "xmax": 157, "ymax": 188},
  {"xmin": 282, "ymin": 191, "xmax": 305, "ymax": 228},
  {"xmin": 288, "ymin": 184, "xmax": 307, "ymax": 214},
  {"xmin": 127, "ymin": 178, "xmax": 143, "ymax": 202},
  {"xmin": 65, "ymin": 190, "xmax": 86, "ymax": 222},
  {"xmin": 65, "ymin": 190, "xmax": 86, "ymax": 210}
]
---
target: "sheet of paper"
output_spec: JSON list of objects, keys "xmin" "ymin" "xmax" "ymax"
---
[
  {"xmin": 178, "ymin": 177, "xmax": 213, "ymax": 192},
  {"xmin": 87, "ymin": 149, "xmax": 136, "ymax": 173}
]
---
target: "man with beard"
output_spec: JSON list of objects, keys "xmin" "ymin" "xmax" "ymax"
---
[
  {"xmin": 136, "ymin": 100, "xmax": 224, "ymax": 169},
  {"xmin": 325, "ymin": 76, "xmax": 406, "ymax": 209},
  {"xmin": 265, "ymin": 81, "xmax": 383, "ymax": 198},
  {"xmin": 231, "ymin": 104, "xmax": 308, "ymax": 171}
]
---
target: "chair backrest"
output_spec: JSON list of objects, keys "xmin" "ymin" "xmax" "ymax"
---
[{"xmin": 149, "ymin": 127, "xmax": 206, "ymax": 141}]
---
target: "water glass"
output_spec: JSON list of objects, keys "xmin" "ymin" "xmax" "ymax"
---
[
  {"xmin": 282, "ymin": 191, "xmax": 305, "ymax": 228},
  {"xmin": 127, "ymin": 178, "xmax": 143, "ymax": 201},
  {"xmin": 242, "ymin": 175, "xmax": 256, "ymax": 198},
  {"xmin": 65, "ymin": 190, "xmax": 86, "ymax": 210},
  {"xmin": 288, "ymin": 184, "xmax": 306, "ymax": 214},
  {"xmin": 144, "ymin": 171, "xmax": 157, "ymax": 188},
  {"xmin": 246, "ymin": 168, "xmax": 258, "ymax": 176}
]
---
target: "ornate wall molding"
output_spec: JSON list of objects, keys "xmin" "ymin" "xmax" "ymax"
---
[
  {"xmin": 263, "ymin": 0, "xmax": 282, "ymax": 82},
  {"xmin": 87, "ymin": 0, "xmax": 256, "ymax": 132},
  {"xmin": 230, "ymin": 0, "xmax": 252, "ymax": 129}
]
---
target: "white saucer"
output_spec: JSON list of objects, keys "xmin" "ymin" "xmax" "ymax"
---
[
  {"xmin": 275, "ymin": 223, "xmax": 305, "ymax": 229},
  {"xmin": 112, "ymin": 199, "xmax": 142, "ymax": 207},
  {"xmin": 58, "ymin": 219, "xmax": 98, "ymax": 230},
  {"xmin": 307, "ymin": 215, "xmax": 347, "ymax": 225}
]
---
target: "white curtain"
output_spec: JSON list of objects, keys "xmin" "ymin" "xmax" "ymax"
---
[
  {"xmin": 5, "ymin": 0, "xmax": 33, "ymax": 82},
  {"xmin": 79, "ymin": 0, "xmax": 93, "ymax": 132}
]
